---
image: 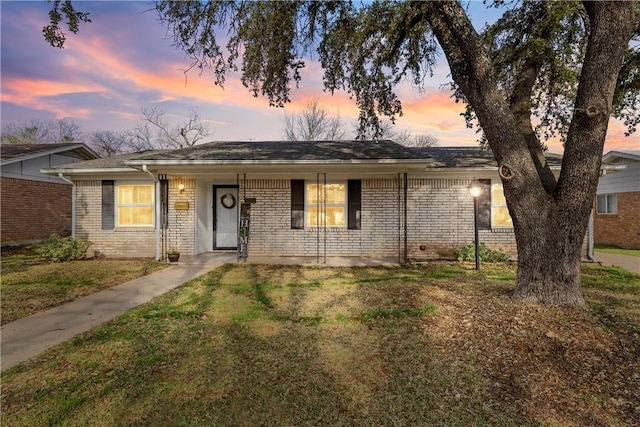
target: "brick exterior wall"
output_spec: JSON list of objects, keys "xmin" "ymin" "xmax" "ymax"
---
[
  {"xmin": 72, "ymin": 176, "xmax": 590, "ymax": 260},
  {"xmin": 234, "ymin": 178, "xmax": 517, "ymax": 259},
  {"xmin": 167, "ymin": 179, "xmax": 196, "ymax": 255},
  {"xmin": 75, "ymin": 180, "xmax": 156, "ymax": 257},
  {"xmin": 406, "ymin": 178, "xmax": 517, "ymax": 260},
  {"xmin": 594, "ymin": 191, "xmax": 640, "ymax": 249},
  {"xmin": 1, "ymin": 176, "xmax": 72, "ymax": 245}
]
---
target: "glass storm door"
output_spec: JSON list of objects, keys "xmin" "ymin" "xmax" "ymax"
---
[{"xmin": 214, "ymin": 186, "xmax": 238, "ymax": 249}]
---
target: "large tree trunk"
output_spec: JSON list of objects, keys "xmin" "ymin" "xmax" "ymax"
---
[
  {"xmin": 511, "ymin": 200, "xmax": 588, "ymax": 306},
  {"xmin": 425, "ymin": 1, "xmax": 636, "ymax": 305}
]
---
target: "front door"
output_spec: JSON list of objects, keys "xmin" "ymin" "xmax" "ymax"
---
[{"xmin": 213, "ymin": 186, "xmax": 238, "ymax": 249}]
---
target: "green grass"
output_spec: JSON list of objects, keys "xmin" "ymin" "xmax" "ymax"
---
[
  {"xmin": 1, "ymin": 262, "xmax": 639, "ymax": 426},
  {"xmin": 0, "ymin": 246, "xmax": 167, "ymax": 324},
  {"xmin": 594, "ymin": 244, "xmax": 640, "ymax": 257}
]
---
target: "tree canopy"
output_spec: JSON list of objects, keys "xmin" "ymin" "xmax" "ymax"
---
[{"xmin": 44, "ymin": 1, "xmax": 639, "ymax": 305}]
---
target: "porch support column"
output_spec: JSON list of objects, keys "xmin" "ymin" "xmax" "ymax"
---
[
  {"xmin": 237, "ymin": 173, "xmax": 247, "ymax": 262},
  {"xmin": 397, "ymin": 173, "xmax": 408, "ymax": 264},
  {"xmin": 317, "ymin": 173, "xmax": 327, "ymax": 264}
]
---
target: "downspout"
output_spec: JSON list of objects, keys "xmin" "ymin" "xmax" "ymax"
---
[
  {"xmin": 588, "ymin": 209, "xmax": 595, "ymax": 261},
  {"xmin": 142, "ymin": 165, "xmax": 161, "ymax": 261},
  {"xmin": 58, "ymin": 173, "xmax": 76, "ymax": 237}
]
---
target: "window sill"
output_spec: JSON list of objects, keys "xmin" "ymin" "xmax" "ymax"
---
[{"xmin": 115, "ymin": 227, "xmax": 156, "ymax": 232}]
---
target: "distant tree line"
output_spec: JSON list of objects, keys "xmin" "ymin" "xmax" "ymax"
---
[
  {"xmin": 2, "ymin": 100, "xmax": 437, "ymax": 157},
  {"xmin": 0, "ymin": 105, "xmax": 211, "ymax": 157}
]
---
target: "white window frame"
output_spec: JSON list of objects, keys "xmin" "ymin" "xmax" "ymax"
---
[
  {"xmin": 305, "ymin": 181, "xmax": 347, "ymax": 228},
  {"xmin": 115, "ymin": 181, "xmax": 155, "ymax": 227},
  {"xmin": 596, "ymin": 194, "xmax": 618, "ymax": 214}
]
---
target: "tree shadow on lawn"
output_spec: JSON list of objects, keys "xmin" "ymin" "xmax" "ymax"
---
[{"xmin": 10, "ymin": 263, "xmax": 632, "ymax": 426}]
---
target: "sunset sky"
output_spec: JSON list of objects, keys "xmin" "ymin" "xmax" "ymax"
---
[{"xmin": 1, "ymin": 1, "xmax": 637, "ymax": 153}]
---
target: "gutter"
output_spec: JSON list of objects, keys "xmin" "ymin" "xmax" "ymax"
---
[
  {"xmin": 143, "ymin": 165, "xmax": 162, "ymax": 262},
  {"xmin": 58, "ymin": 173, "xmax": 76, "ymax": 238}
]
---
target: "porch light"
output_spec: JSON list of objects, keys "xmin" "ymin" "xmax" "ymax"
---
[
  {"xmin": 467, "ymin": 178, "xmax": 482, "ymax": 271},
  {"xmin": 178, "ymin": 183, "xmax": 185, "ymax": 193}
]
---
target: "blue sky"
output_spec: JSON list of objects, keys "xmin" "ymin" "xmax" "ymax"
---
[{"xmin": 0, "ymin": 1, "xmax": 634, "ymax": 151}]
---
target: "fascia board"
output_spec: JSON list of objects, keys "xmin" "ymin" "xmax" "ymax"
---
[{"xmin": 40, "ymin": 167, "xmax": 141, "ymax": 175}]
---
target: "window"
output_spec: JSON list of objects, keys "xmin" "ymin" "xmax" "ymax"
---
[
  {"xmin": 306, "ymin": 182, "xmax": 346, "ymax": 227},
  {"xmin": 290, "ymin": 180, "xmax": 361, "ymax": 230},
  {"xmin": 116, "ymin": 183, "xmax": 155, "ymax": 226},
  {"xmin": 597, "ymin": 194, "xmax": 617, "ymax": 214},
  {"xmin": 475, "ymin": 180, "xmax": 513, "ymax": 229},
  {"xmin": 491, "ymin": 182, "xmax": 513, "ymax": 227}
]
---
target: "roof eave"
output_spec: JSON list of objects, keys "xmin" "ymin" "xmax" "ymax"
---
[
  {"xmin": 126, "ymin": 158, "xmax": 433, "ymax": 166},
  {"xmin": 41, "ymin": 167, "xmax": 141, "ymax": 176}
]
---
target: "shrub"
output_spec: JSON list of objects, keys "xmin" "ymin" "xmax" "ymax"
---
[
  {"xmin": 36, "ymin": 234, "xmax": 92, "ymax": 262},
  {"xmin": 455, "ymin": 243, "xmax": 511, "ymax": 263}
]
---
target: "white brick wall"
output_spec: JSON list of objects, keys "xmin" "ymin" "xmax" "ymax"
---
[
  {"xmin": 75, "ymin": 180, "xmax": 156, "ymax": 257},
  {"xmin": 167, "ymin": 179, "xmax": 196, "ymax": 255},
  {"xmin": 75, "ymin": 177, "xmax": 519, "ymax": 259}
]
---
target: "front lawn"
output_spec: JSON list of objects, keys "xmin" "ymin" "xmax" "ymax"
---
[
  {"xmin": 0, "ymin": 245, "xmax": 167, "ymax": 324},
  {"xmin": 2, "ymin": 263, "xmax": 639, "ymax": 426}
]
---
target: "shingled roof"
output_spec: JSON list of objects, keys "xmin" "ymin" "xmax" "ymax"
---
[
  {"xmin": 43, "ymin": 141, "xmax": 564, "ymax": 173},
  {"xmin": 130, "ymin": 140, "xmax": 420, "ymax": 162},
  {"xmin": 47, "ymin": 150, "xmax": 170, "ymax": 171},
  {"xmin": 412, "ymin": 146, "xmax": 563, "ymax": 169}
]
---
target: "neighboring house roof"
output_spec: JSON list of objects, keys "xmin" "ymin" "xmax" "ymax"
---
[
  {"xmin": 602, "ymin": 150, "xmax": 640, "ymax": 165},
  {"xmin": 0, "ymin": 143, "xmax": 98, "ymax": 165},
  {"xmin": 598, "ymin": 150, "xmax": 640, "ymax": 194}
]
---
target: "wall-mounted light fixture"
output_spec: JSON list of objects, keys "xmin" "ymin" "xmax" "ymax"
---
[{"xmin": 178, "ymin": 183, "xmax": 185, "ymax": 193}]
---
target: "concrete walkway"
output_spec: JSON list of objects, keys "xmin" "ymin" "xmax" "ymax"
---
[
  {"xmin": 593, "ymin": 251, "xmax": 640, "ymax": 274},
  {"xmin": 1, "ymin": 253, "xmax": 235, "ymax": 372},
  {"xmin": 1, "ymin": 253, "xmax": 397, "ymax": 372}
]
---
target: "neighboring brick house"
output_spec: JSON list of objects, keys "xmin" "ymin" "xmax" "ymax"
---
[
  {"xmin": 1, "ymin": 143, "xmax": 99, "ymax": 245},
  {"xmin": 594, "ymin": 150, "xmax": 640, "ymax": 249},
  {"xmin": 43, "ymin": 140, "xmax": 577, "ymax": 262}
]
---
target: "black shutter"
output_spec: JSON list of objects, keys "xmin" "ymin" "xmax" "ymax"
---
[
  {"xmin": 102, "ymin": 180, "xmax": 115, "ymax": 230},
  {"xmin": 477, "ymin": 179, "xmax": 491, "ymax": 230},
  {"xmin": 347, "ymin": 179, "xmax": 361, "ymax": 230},
  {"xmin": 291, "ymin": 179, "xmax": 305, "ymax": 229},
  {"xmin": 160, "ymin": 179, "xmax": 169, "ymax": 229}
]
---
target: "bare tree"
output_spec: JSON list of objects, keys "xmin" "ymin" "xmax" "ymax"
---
[
  {"xmin": 283, "ymin": 98, "xmax": 346, "ymax": 141},
  {"xmin": 1, "ymin": 119, "xmax": 83, "ymax": 145},
  {"xmin": 88, "ymin": 130, "xmax": 129, "ymax": 157},
  {"xmin": 352, "ymin": 118, "xmax": 397, "ymax": 141},
  {"xmin": 141, "ymin": 106, "xmax": 210, "ymax": 149},
  {"xmin": 401, "ymin": 133, "xmax": 439, "ymax": 147},
  {"xmin": 124, "ymin": 123, "xmax": 156, "ymax": 152}
]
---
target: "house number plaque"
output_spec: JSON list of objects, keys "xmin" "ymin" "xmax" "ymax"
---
[{"xmin": 174, "ymin": 202, "xmax": 190, "ymax": 210}]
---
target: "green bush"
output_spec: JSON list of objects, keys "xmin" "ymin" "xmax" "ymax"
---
[
  {"xmin": 36, "ymin": 234, "xmax": 92, "ymax": 262},
  {"xmin": 455, "ymin": 243, "xmax": 511, "ymax": 263}
]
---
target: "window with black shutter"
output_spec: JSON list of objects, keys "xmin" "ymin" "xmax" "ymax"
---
[
  {"xmin": 102, "ymin": 180, "xmax": 115, "ymax": 230},
  {"xmin": 347, "ymin": 179, "xmax": 361, "ymax": 230},
  {"xmin": 476, "ymin": 179, "xmax": 491, "ymax": 230},
  {"xmin": 291, "ymin": 179, "xmax": 305, "ymax": 229}
]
